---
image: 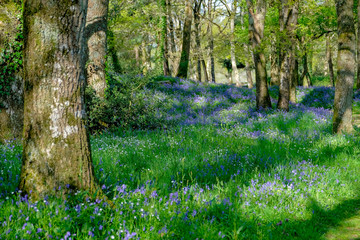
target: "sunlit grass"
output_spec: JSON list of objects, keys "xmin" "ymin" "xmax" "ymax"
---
[{"xmin": 1, "ymin": 80, "xmax": 360, "ymax": 239}]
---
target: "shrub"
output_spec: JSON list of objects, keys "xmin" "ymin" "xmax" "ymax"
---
[{"xmin": 86, "ymin": 73, "xmax": 169, "ymax": 133}]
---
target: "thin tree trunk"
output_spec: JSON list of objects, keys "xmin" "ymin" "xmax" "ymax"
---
[
  {"xmin": 208, "ymin": 0, "xmax": 216, "ymax": 82},
  {"xmin": 270, "ymin": 37, "xmax": 280, "ymax": 86},
  {"xmin": 290, "ymin": 51, "xmax": 298, "ymax": 102},
  {"xmin": 107, "ymin": 30, "xmax": 122, "ymax": 73},
  {"xmin": 201, "ymin": 59, "xmax": 209, "ymax": 82},
  {"xmin": 333, "ymin": 0, "xmax": 355, "ymax": 134},
  {"xmin": 230, "ymin": 1, "xmax": 240, "ymax": 86},
  {"xmin": 277, "ymin": 0, "xmax": 298, "ymax": 111},
  {"xmin": 194, "ymin": 0, "xmax": 203, "ymax": 81},
  {"xmin": 161, "ymin": 0, "xmax": 170, "ymax": 76},
  {"xmin": 301, "ymin": 50, "xmax": 311, "ymax": 87},
  {"xmin": 134, "ymin": 45, "xmax": 140, "ymax": 67},
  {"xmin": 177, "ymin": 0, "xmax": 193, "ymax": 78},
  {"xmin": 20, "ymin": 0, "xmax": 100, "ymax": 199},
  {"xmin": 247, "ymin": 0, "xmax": 271, "ymax": 109},
  {"xmin": 326, "ymin": 35, "xmax": 335, "ymax": 87},
  {"xmin": 86, "ymin": 0, "xmax": 109, "ymax": 98},
  {"xmin": 246, "ymin": 60, "xmax": 254, "ymax": 88}
]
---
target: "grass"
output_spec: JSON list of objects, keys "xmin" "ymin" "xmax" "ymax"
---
[{"xmin": 1, "ymin": 79, "xmax": 360, "ymax": 239}]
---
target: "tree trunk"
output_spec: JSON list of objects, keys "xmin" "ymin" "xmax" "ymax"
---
[
  {"xmin": 134, "ymin": 45, "xmax": 140, "ymax": 67},
  {"xmin": 20, "ymin": 0, "xmax": 100, "ymax": 199},
  {"xmin": 160, "ymin": 0, "xmax": 170, "ymax": 76},
  {"xmin": 194, "ymin": 0, "xmax": 203, "ymax": 81},
  {"xmin": 270, "ymin": 36, "xmax": 280, "ymax": 86},
  {"xmin": 246, "ymin": 60, "xmax": 254, "ymax": 88},
  {"xmin": 177, "ymin": 0, "xmax": 193, "ymax": 78},
  {"xmin": 0, "ymin": 0, "xmax": 24, "ymax": 143},
  {"xmin": 333, "ymin": 0, "xmax": 355, "ymax": 134},
  {"xmin": 86, "ymin": 0, "xmax": 109, "ymax": 98},
  {"xmin": 208, "ymin": 0, "xmax": 216, "ymax": 82},
  {"xmin": 201, "ymin": 60, "xmax": 209, "ymax": 82},
  {"xmin": 247, "ymin": 0, "xmax": 271, "ymax": 109},
  {"xmin": 357, "ymin": 0, "xmax": 360, "ymax": 89},
  {"xmin": 230, "ymin": 1, "xmax": 240, "ymax": 86},
  {"xmin": 326, "ymin": 35, "xmax": 335, "ymax": 87},
  {"xmin": 290, "ymin": 52, "xmax": 298, "ymax": 102},
  {"xmin": 300, "ymin": 49, "xmax": 312, "ymax": 87},
  {"xmin": 107, "ymin": 30, "xmax": 122, "ymax": 73},
  {"xmin": 277, "ymin": 0, "xmax": 298, "ymax": 111}
]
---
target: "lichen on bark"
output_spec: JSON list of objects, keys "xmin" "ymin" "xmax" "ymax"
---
[{"xmin": 19, "ymin": 0, "xmax": 101, "ymax": 200}]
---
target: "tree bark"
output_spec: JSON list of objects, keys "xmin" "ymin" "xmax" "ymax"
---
[
  {"xmin": 247, "ymin": 0, "xmax": 271, "ymax": 109},
  {"xmin": 277, "ymin": 0, "xmax": 298, "ymax": 111},
  {"xmin": 326, "ymin": 35, "xmax": 335, "ymax": 87},
  {"xmin": 0, "ymin": 0, "xmax": 24, "ymax": 143},
  {"xmin": 161, "ymin": 0, "xmax": 170, "ymax": 76},
  {"xmin": 194, "ymin": 0, "xmax": 203, "ymax": 81},
  {"xmin": 270, "ymin": 36, "xmax": 280, "ymax": 86},
  {"xmin": 230, "ymin": 1, "xmax": 240, "ymax": 86},
  {"xmin": 107, "ymin": 29, "xmax": 122, "ymax": 73},
  {"xmin": 201, "ymin": 59, "xmax": 209, "ymax": 82},
  {"xmin": 290, "ymin": 51, "xmax": 298, "ymax": 102},
  {"xmin": 333, "ymin": 0, "xmax": 355, "ymax": 134},
  {"xmin": 357, "ymin": 0, "xmax": 360, "ymax": 89},
  {"xmin": 20, "ymin": 0, "xmax": 99, "ymax": 199},
  {"xmin": 85, "ymin": 0, "xmax": 109, "ymax": 98},
  {"xmin": 208, "ymin": 0, "xmax": 216, "ymax": 82},
  {"xmin": 300, "ymin": 49, "xmax": 312, "ymax": 87},
  {"xmin": 177, "ymin": 0, "xmax": 193, "ymax": 78}
]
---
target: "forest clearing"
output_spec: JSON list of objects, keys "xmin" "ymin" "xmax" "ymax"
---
[{"xmin": 2, "ymin": 0, "xmax": 360, "ymax": 239}]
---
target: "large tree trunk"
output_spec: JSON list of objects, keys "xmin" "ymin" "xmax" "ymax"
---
[
  {"xmin": 247, "ymin": 0, "xmax": 271, "ymax": 109},
  {"xmin": 177, "ymin": 0, "xmax": 193, "ymax": 78},
  {"xmin": 20, "ymin": 0, "xmax": 99, "ymax": 199},
  {"xmin": 85, "ymin": 0, "xmax": 109, "ymax": 98},
  {"xmin": 0, "ymin": 0, "xmax": 24, "ymax": 143},
  {"xmin": 357, "ymin": 0, "xmax": 360, "ymax": 89},
  {"xmin": 326, "ymin": 35, "xmax": 335, "ymax": 87},
  {"xmin": 230, "ymin": 1, "xmax": 240, "ymax": 86},
  {"xmin": 161, "ymin": 0, "xmax": 170, "ymax": 76},
  {"xmin": 333, "ymin": 0, "xmax": 355, "ymax": 134},
  {"xmin": 277, "ymin": 0, "xmax": 298, "ymax": 111}
]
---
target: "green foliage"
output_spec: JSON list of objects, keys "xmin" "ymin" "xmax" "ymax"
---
[
  {"xmin": 0, "ymin": 8, "xmax": 23, "ymax": 98},
  {"xmin": 86, "ymin": 73, "xmax": 169, "ymax": 133}
]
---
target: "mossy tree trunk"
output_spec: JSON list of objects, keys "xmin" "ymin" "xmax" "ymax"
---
[
  {"xmin": 20, "ymin": 0, "xmax": 100, "ymax": 199},
  {"xmin": 326, "ymin": 34, "xmax": 335, "ymax": 87},
  {"xmin": 85, "ymin": 0, "xmax": 109, "ymax": 98},
  {"xmin": 247, "ymin": 0, "xmax": 271, "ymax": 109},
  {"xmin": 357, "ymin": 0, "xmax": 360, "ymax": 89},
  {"xmin": 333, "ymin": 0, "xmax": 355, "ymax": 134},
  {"xmin": 177, "ymin": 0, "xmax": 193, "ymax": 78},
  {"xmin": 277, "ymin": 0, "xmax": 298, "ymax": 111},
  {"xmin": 0, "ymin": 0, "xmax": 24, "ymax": 143}
]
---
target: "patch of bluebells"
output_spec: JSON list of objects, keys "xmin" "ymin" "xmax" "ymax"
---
[{"xmin": 2, "ymin": 80, "xmax": 360, "ymax": 239}]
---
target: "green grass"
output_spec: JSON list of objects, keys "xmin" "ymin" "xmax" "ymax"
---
[{"xmin": 1, "ymin": 83, "xmax": 360, "ymax": 239}]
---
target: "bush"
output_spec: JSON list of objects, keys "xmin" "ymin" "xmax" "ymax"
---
[{"xmin": 86, "ymin": 73, "xmax": 169, "ymax": 133}]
